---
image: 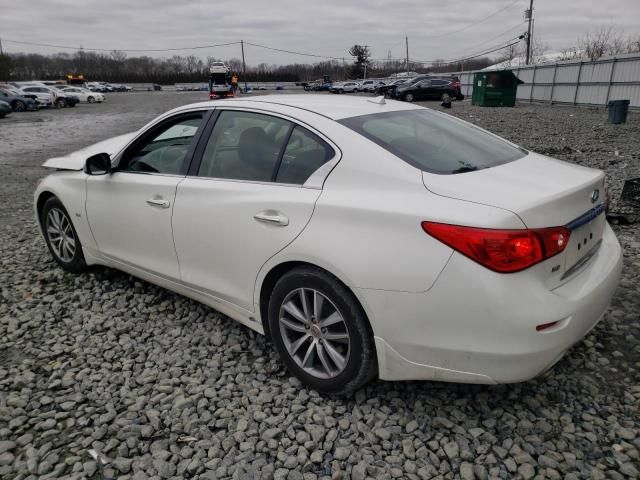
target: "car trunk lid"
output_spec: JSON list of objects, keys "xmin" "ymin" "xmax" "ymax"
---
[{"xmin": 422, "ymin": 152, "xmax": 606, "ymax": 286}]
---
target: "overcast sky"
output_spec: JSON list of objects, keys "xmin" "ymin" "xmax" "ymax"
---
[{"xmin": 1, "ymin": 0, "xmax": 639, "ymax": 64}]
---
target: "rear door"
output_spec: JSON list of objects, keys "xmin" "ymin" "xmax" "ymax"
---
[
  {"xmin": 172, "ymin": 109, "xmax": 337, "ymax": 311},
  {"xmin": 415, "ymin": 80, "xmax": 431, "ymax": 100}
]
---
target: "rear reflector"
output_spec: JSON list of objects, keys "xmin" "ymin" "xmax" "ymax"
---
[
  {"xmin": 536, "ymin": 321, "xmax": 559, "ymax": 332},
  {"xmin": 421, "ymin": 222, "xmax": 570, "ymax": 273}
]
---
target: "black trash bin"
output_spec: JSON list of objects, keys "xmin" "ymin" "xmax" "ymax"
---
[{"xmin": 607, "ymin": 99, "xmax": 630, "ymax": 124}]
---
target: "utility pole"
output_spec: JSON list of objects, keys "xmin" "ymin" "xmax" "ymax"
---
[
  {"xmin": 405, "ymin": 36, "xmax": 409, "ymax": 74},
  {"xmin": 363, "ymin": 63, "xmax": 367, "ymax": 80},
  {"xmin": 525, "ymin": 0, "xmax": 534, "ymax": 65},
  {"xmin": 240, "ymin": 40, "xmax": 247, "ymax": 93}
]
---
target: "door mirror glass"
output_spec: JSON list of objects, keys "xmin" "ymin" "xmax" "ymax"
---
[{"xmin": 85, "ymin": 153, "xmax": 112, "ymax": 175}]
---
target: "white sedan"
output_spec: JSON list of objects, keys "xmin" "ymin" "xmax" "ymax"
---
[
  {"xmin": 61, "ymin": 87, "xmax": 105, "ymax": 103},
  {"xmin": 34, "ymin": 95, "xmax": 622, "ymax": 394}
]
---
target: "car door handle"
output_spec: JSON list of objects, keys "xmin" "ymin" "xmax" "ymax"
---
[
  {"xmin": 146, "ymin": 198, "xmax": 170, "ymax": 208},
  {"xmin": 253, "ymin": 211, "xmax": 289, "ymax": 226}
]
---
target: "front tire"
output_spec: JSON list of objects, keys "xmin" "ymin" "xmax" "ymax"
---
[
  {"xmin": 87, "ymin": 96, "xmax": 95, "ymax": 103},
  {"xmin": 268, "ymin": 267, "xmax": 377, "ymax": 395},
  {"xmin": 339, "ymin": 89, "xmax": 344, "ymax": 94},
  {"xmin": 12, "ymin": 100, "xmax": 25, "ymax": 112},
  {"xmin": 56, "ymin": 98, "xmax": 66, "ymax": 108},
  {"xmin": 40, "ymin": 197, "xmax": 87, "ymax": 273},
  {"xmin": 405, "ymin": 93, "xmax": 414, "ymax": 102}
]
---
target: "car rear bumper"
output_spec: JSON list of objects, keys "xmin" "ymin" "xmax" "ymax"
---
[{"xmin": 358, "ymin": 222, "xmax": 622, "ymax": 383}]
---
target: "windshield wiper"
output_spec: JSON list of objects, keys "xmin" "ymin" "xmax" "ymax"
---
[{"xmin": 450, "ymin": 166, "xmax": 478, "ymax": 174}]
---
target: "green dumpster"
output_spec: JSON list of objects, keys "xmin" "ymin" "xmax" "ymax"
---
[{"xmin": 471, "ymin": 70, "xmax": 523, "ymax": 107}]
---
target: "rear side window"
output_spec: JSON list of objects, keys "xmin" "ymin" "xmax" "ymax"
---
[
  {"xmin": 277, "ymin": 127, "xmax": 334, "ymax": 184},
  {"xmin": 339, "ymin": 110, "xmax": 526, "ymax": 174},
  {"xmin": 198, "ymin": 110, "xmax": 334, "ymax": 185}
]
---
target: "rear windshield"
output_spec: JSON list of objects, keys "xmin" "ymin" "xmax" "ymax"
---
[{"xmin": 339, "ymin": 109, "xmax": 526, "ymax": 174}]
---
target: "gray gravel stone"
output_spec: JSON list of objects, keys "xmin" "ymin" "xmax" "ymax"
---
[{"xmin": 0, "ymin": 93, "xmax": 638, "ymax": 480}]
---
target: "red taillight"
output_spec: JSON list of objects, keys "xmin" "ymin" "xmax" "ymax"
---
[
  {"xmin": 421, "ymin": 222, "xmax": 570, "ymax": 273},
  {"xmin": 453, "ymin": 80, "xmax": 461, "ymax": 89}
]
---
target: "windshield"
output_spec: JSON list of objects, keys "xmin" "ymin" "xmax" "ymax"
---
[{"xmin": 339, "ymin": 109, "xmax": 526, "ymax": 174}]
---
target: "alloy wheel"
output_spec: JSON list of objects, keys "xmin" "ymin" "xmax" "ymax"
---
[
  {"xmin": 278, "ymin": 288, "xmax": 351, "ymax": 379},
  {"xmin": 406, "ymin": 93, "xmax": 414, "ymax": 102},
  {"xmin": 46, "ymin": 208, "xmax": 76, "ymax": 262}
]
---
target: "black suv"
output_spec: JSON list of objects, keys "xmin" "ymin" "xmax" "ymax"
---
[{"xmin": 395, "ymin": 76, "xmax": 463, "ymax": 102}]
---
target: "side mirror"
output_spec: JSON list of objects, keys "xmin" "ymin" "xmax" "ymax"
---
[{"xmin": 84, "ymin": 153, "xmax": 112, "ymax": 175}]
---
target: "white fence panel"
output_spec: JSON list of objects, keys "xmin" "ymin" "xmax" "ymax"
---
[
  {"xmin": 552, "ymin": 85, "xmax": 576, "ymax": 103},
  {"xmin": 576, "ymin": 85, "xmax": 608, "ymax": 105},
  {"xmin": 515, "ymin": 68, "xmax": 535, "ymax": 83},
  {"xmin": 555, "ymin": 64, "xmax": 581, "ymax": 83},
  {"xmin": 579, "ymin": 62, "xmax": 613, "ymax": 83},
  {"xmin": 534, "ymin": 66, "xmax": 555, "ymax": 83},
  {"xmin": 609, "ymin": 84, "xmax": 640, "ymax": 105},
  {"xmin": 449, "ymin": 54, "xmax": 640, "ymax": 107},
  {"xmin": 613, "ymin": 59, "xmax": 640, "ymax": 83},
  {"xmin": 532, "ymin": 85, "xmax": 553, "ymax": 102}
]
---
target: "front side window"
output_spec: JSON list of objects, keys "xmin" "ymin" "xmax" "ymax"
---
[
  {"xmin": 120, "ymin": 114, "xmax": 203, "ymax": 174},
  {"xmin": 198, "ymin": 110, "xmax": 292, "ymax": 182},
  {"xmin": 340, "ymin": 110, "xmax": 526, "ymax": 174}
]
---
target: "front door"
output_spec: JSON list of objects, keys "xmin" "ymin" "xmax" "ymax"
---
[
  {"xmin": 172, "ymin": 109, "xmax": 336, "ymax": 311},
  {"xmin": 86, "ymin": 111, "xmax": 206, "ymax": 280}
]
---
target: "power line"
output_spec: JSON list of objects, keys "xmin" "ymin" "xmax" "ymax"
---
[
  {"xmin": 412, "ymin": 37, "xmax": 524, "ymax": 66},
  {"xmin": 244, "ymin": 41, "xmax": 342, "ymax": 61},
  {"xmin": 421, "ymin": 0, "xmax": 523, "ymax": 39},
  {"xmin": 467, "ymin": 21, "xmax": 527, "ymax": 49},
  {"xmin": 1, "ymin": 38, "xmax": 241, "ymax": 52}
]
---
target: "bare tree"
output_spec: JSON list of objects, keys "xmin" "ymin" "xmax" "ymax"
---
[
  {"xmin": 579, "ymin": 26, "xmax": 626, "ymax": 61},
  {"xmin": 626, "ymin": 34, "xmax": 640, "ymax": 53},
  {"xmin": 110, "ymin": 50, "xmax": 127, "ymax": 63}
]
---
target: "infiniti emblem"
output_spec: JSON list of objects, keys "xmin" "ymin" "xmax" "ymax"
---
[{"xmin": 590, "ymin": 189, "xmax": 600, "ymax": 203}]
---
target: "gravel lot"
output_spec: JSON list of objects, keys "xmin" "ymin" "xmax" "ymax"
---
[{"xmin": 0, "ymin": 92, "xmax": 638, "ymax": 480}]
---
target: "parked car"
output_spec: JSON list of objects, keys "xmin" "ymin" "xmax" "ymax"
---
[
  {"xmin": 304, "ymin": 82, "xmax": 320, "ymax": 91},
  {"xmin": 377, "ymin": 79, "xmax": 412, "ymax": 96},
  {"xmin": 360, "ymin": 79, "xmax": 385, "ymax": 92},
  {"xmin": 110, "ymin": 84, "xmax": 133, "ymax": 92},
  {"xmin": 313, "ymin": 81, "xmax": 333, "ymax": 91},
  {"xmin": 395, "ymin": 77, "xmax": 461, "ymax": 102},
  {"xmin": 44, "ymin": 86, "xmax": 80, "ymax": 108},
  {"xmin": 35, "ymin": 95, "xmax": 621, "ymax": 395},
  {"xmin": 60, "ymin": 86, "xmax": 105, "ymax": 103},
  {"xmin": 19, "ymin": 86, "xmax": 55, "ymax": 108},
  {"xmin": 86, "ymin": 82, "xmax": 106, "ymax": 92},
  {"xmin": 0, "ymin": 100, "xmax": 11, "ymax": 118},
  {"xmin": 0, "ymin": 87, "xmax": 39, "ymax": 111},
  {"xmin": 329, "ymin": 82, "xmax": 359, "ymax": 94}
]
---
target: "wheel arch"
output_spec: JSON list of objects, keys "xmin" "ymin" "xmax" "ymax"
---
[
  {"xmin": 36, "ymin": 190, "xmax": 57, "ymax": 224},
  {"xmin": 257, "ymin": 260, "xmax": 375, "ymax": 343}
]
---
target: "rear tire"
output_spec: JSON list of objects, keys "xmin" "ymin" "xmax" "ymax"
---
[
  {"xmin": 56, "ymin": 98, "xmax": 66, "ymax": 108},
  {"xmin": 12, "ymin": 100, "xmax": 25, "ymax": 112},
  {"xmin": 339, "ymin": 89, "xmax": 344, "ymax": 94},
  {"xmin": 88, "ymin": 96, "xmax": 95, "ymax": 103},
  {"xmin": 268, "ymin": 266, "xmax": 377, "ymax": 395},
  {"xmin": 40, "ymin": 196, "xmax": 87, "ymax": 273},
  {"xmin": 405, "ymin": 93, "xmax": 414, "ymax": 102}
]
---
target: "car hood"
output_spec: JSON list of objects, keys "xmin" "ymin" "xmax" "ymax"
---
[{"xmin": 42, "ymin": 132, "xmax": 137, "ymax": 170}]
